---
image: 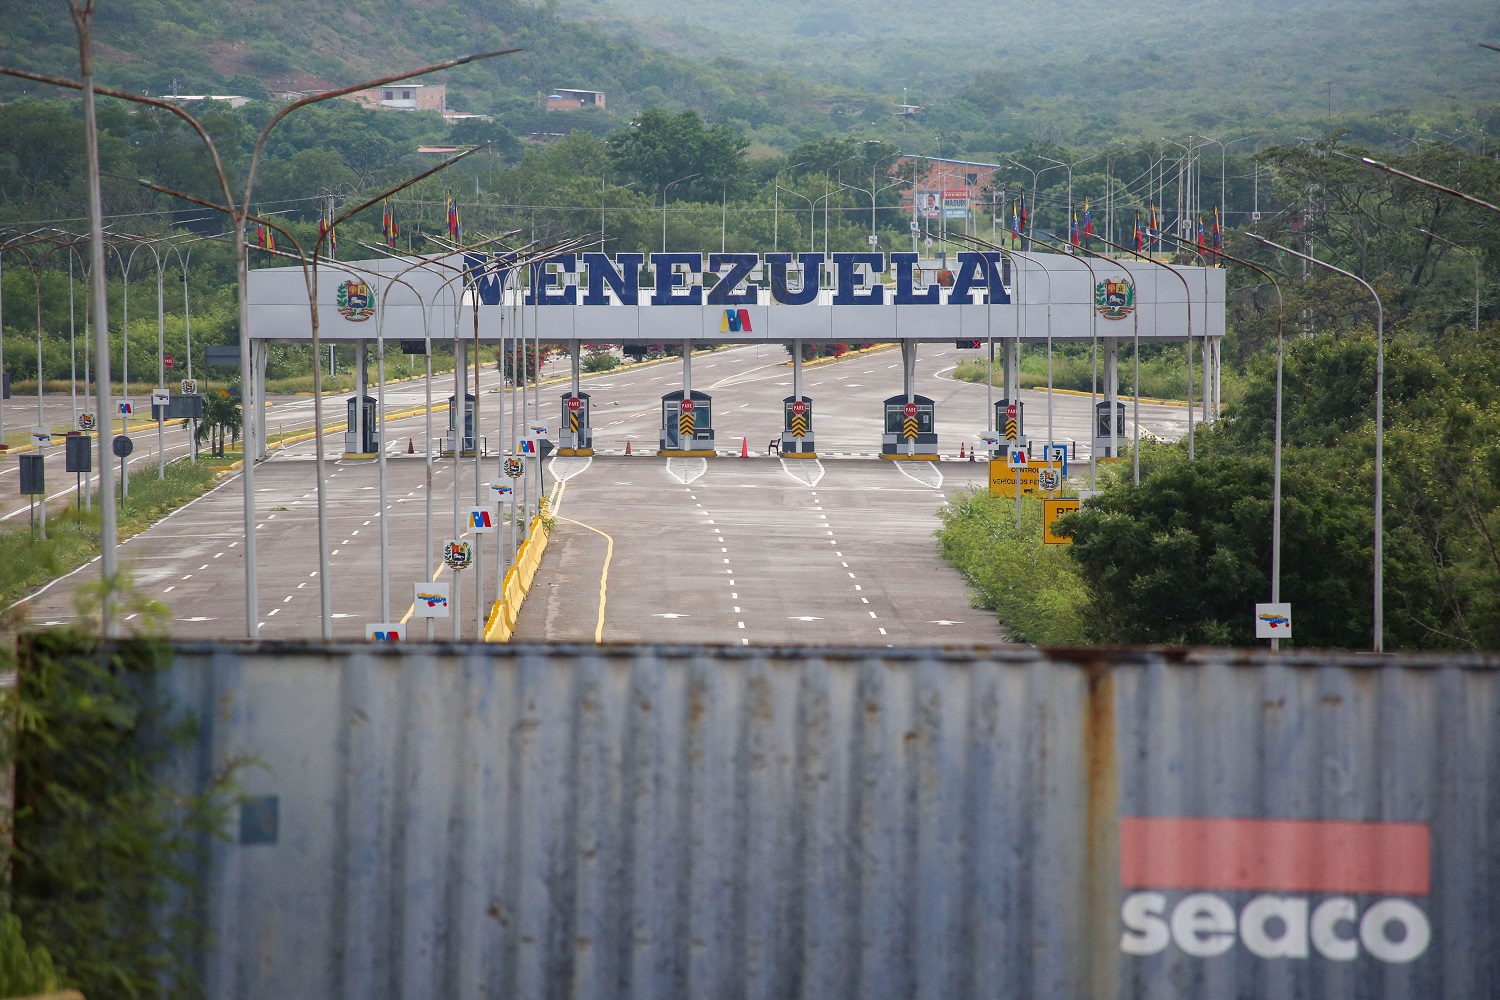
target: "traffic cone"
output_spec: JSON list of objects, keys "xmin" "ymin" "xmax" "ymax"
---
[
  {"xmin": 625, "ymin": 439, "xmax": 632, "ymax": 456},
  {"xmin": 741, "ymin": 436, "xmax": 749, "ymax": 458},
  {"xmin": 407, "ymin": 438, "xmax": 414, "ymax": 454},
  {"xmin": 969, "ymin": 446, "xmax": 976, "ymax": 462},
  {"xmin": 959, "ymin": 442, "xmax": 966, "ymax": 459}
]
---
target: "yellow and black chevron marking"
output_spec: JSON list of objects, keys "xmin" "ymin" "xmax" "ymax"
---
[
  {"xmin": 902, "ymin": 416, "xmax": 919, "ymax": 440},
  {"xmin": 1005, "ymin": 418, "xmax": 1018, "ymax": 440},
  {"xmin": 569, "ymin": 410, "xmax": 580, "ymax": 434},
  {"xmin": 790, "ymin": 414, "xmax": 808, "ymax": 437},
  {"xmin": 679, "ymin": 412, "xmax": 695, "ymax": 438}
]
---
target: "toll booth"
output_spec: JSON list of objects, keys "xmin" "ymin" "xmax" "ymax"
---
[
  {"xmin": 994, "ymin": 398, "xmax": 1025, "ymax": 456},
  {"xmin": 881, "ymin": 394, "xmax": 938, "ymax": 459},
  {"xmin": 660, "ymin": 389, "xmax": 714, "ymax": 454},
  {"xmin": 444, "ymin": 393, "xmax": 476, "ymax": 456},
  {"xmin": 1094, "ymin": 400, "xmax": 1127, "ymax": 460},
  {"xmin": 558, "ymin": 392, "xmax": 592, "ymax": 456},
  {"xmin": 344, "ymin": 395, "xmax": 379, "ymax": 455},
  {"xmin": 781, "ymin": 396, "xmax": 815, "ymax": 457}
]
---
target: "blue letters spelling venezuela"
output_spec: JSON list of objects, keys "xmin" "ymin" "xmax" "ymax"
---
[{"xmin": 461, "ymin": 252, "xmax": 1010, "ymax": 307}]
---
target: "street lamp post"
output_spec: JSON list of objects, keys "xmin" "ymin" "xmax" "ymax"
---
[
  {"xmin": 4, "ymin": 46, "xmax": 519, "ymax": 641},
  {"xmin": 1417, "ymin": 228, "xmax": 1480, "ymax": 330},
  {"xmin": 661, "ymin": 172, "xmax": 700, "ymax": 253},
  {"xmin": 1247, "ymin": 233, "xmax": 1384, "ymax": 652}
]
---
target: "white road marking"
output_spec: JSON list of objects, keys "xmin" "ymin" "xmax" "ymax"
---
[
  {"xmin": 895, "ymin": 461, "xmax": 943, "ymax": 490},
  {"xmin": 163, "ymin": 586, "xmax": 175, "ymax": 594}
]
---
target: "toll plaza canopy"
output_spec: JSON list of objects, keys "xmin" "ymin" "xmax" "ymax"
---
[{"xmin": 246, "ymin": 250, "xmax": 1225, "ymax": 345}]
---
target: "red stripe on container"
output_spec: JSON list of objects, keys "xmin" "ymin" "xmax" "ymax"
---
[{"xmin": 1120, "ymin": 817, "xmax": 1429, "ymax": 895}]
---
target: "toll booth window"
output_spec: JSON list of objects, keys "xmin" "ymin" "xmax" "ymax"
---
[
  {"xmin": 885, "ymin": 408, "xmax": 902, "ymax": 433},
  {"xmin": 917, "ymin": 410, "xmax": 933, "ymax": 433}
]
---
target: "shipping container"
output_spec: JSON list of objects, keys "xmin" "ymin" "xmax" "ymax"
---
[{"xmin": 156, "ymin": 642, "xmax": 1500, "ymax": 999}]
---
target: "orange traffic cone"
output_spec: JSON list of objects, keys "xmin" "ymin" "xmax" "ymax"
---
[
  {"xmin": 959, "ymin": 442, "xmax": 966, "ymax": 459},
  {"xmin": 625, "ymin": 439, "xmax": 632, "ymax": 456},
  {"xmin": 741, "ymin": 436, "xmax": 749, "ymax": 458},
  {"xmin": 407, "ymin": 437, "xmax": 414, "ymax": 454}
]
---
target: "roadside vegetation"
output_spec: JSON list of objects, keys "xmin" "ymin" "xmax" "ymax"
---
[
  {"xmin": 939, "ymin": 324, "xmax": 1500, "ymax": 650},
  {"xmin": 1, "ymin": 629, "xmax": 242, "ymax": 998},
  {"xmin": 0, "ymin": 458, "xmax": 226, "ymax": 609},
  {"xmin": 950, "ymin": 341, "xmax": 1244, "ymax": 405}
]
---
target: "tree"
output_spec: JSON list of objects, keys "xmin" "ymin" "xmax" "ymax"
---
[
  {"xmin": 606, "ymin": 108, "xmax": 748, "ymax": 195},
  {"xmin": 196, "ymin": 390, "xmax": 242, "ymax": 458}
]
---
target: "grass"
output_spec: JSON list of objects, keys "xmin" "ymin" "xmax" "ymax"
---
[
  {"xmin": 952, "ymin": 343, "xmax": 1242, "ymax": 404},
  {"xmin": 934, "ymin": 487, "xmax": 1093, "ymax": 646},
  {"xmin": 0, "ymin": 458, "xmax": 227, "ymax": 609}
]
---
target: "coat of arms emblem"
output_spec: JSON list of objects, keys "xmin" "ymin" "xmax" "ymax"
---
[
  {"xmin": 336, "ymin": 278, "xmax": 375, "ymax": 321},
  {"xmin": 443, "ymin": 539, "xmax": 473, "ymax": 571},
  {"xmin": 1094, "ymin": 277, "xmax": 1136, "ymax": 320}
]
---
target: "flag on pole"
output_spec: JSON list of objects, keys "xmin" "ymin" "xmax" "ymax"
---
[
  {"xmin": 1018, "ymin": 192, "xmax": 1028, "ymax": 231},
  {"xmin": 255, "ymin": 221, "xmax": 267, "ymax": 250},
  {"xmin": 1133, "ymin": 215, "xmax": 1143, "ymax": 253},
  {"xmin": 446, "ymin": 192, "xmax": 461, "ymax": 241},
  {"xmin": 1070, "ymin": 213, "xmax": 1080, "ymax": 248},
  {"xmin": 1082, "ymin": 199, "xmax": 1093, "ymax": 238},
  {"xmin": 382, "ymin": 199, "xmax": 400, "ymax": 247},
  {"xmin": 1148, "ymin": 203, "xmax": 1159, "ymax": 250},
  {"xmin": 1211, "ymin": 206, "xmax": 1222, "ymax": 251},
  {"xmin": 1197, "ymin": 216, "xmax": 1207, "ymax": 250}
]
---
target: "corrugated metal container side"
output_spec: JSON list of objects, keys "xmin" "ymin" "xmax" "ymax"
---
[{"xmin": 156, "ymin": 642, "xmax": 1500, "ymax": 999}]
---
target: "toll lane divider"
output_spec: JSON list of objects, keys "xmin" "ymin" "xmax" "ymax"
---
[{"xmin": 485, "ymin": 514, "xmax": 550, "ymax": 642}]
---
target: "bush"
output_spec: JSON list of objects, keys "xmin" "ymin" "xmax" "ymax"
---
[
  {"xmin": 8, "ymin": 631, "xmax": 242, "ymax": 997},
  {"xmin": 581, "ymin": 351, "xmax": 620, "ymax": 372},
  {"xmin": 935, "ymin": 487, "xmax": 1092, "ymax": 645}
]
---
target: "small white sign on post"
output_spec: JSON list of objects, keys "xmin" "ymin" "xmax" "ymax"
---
[
  {"xmin": 180, "ymin": 378, "xmax": 198, "ymax": 395},
  {"xmin": 1006, "ymin": 446, "xmax": 1029, "ymax": 468},
  {"xmin": 465, "ymin": 508, "xmax": 496, "ymax": 534},
  {"xmin": 152, "ymin": 389, "xmax": 170, "ymax": 408},
  {"xmin": 31, "ymin": 427, "xmax": 51, "ymax": 449},
  {"xmin": 365, "ymin": 623, "xmax": 405, "ymax": 641},
  {"xmin": 529, "ymin": 422, "xmax": 547, "ymax": 438},
  {"xmin": 118, "ymin": 400, "xmax": 134, "ymax": 415},
  {"xmin": 413, "ymin": 582, "xmax": 451, "ymax": 619},
  {"xmin": 1255, "ymin": 603, "xmax": 1292, "ymax": 640},
  {"xmin": 489, "ymin": 481, "xmax": 513, "ymax": 502}
]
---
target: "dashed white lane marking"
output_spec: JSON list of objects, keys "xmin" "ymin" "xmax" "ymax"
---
[
  {"xmin": 163, "ymin": 586, "xmax": 175, "ymax": 593},
  {"xmin": 879, "ymin": 628, "xmax": 887, "ymax": 635}
]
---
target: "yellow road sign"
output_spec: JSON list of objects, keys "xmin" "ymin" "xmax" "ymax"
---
[
  {"xmin": 989, "ymin": 458, "xmax": 1064, "ymax": 498},
  {"xmin": 569, "ymin": 410, "xmax": 580, "ymax": 434},
  {"xmin": 1005, "ymin": 418, "xmax": 1018, "ymax": 440},
  {"xmin": 791, "ymin": 414, "xmax": 808, "ymax": 437},
  {"xmin": 1043, "ymin": 498, "xmax": 1082, "ymax": 544},
  {"xmin": 679, "ymin": 412, "xmax": 695, "ymax": 438},
  {"xmin": 903, "ymin": 416, "xmax": 919, "ymax": 440}
]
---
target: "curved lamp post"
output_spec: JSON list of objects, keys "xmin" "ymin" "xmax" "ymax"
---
[{"xmin": 1246, "ymin": 232, "xmax": 1383, "ymax": 652}]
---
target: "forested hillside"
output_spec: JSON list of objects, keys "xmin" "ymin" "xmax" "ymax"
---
[{"xmin": 565, "ymin": 0, "xmax": 1500, "ymax": 132}]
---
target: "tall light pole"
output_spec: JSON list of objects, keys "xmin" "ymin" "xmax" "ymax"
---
[
  {"xmin": 4, "ymin": 46, "xmax": 519, "ymax": 640},
  {"xmin": 774, "ymin": 183, "xmax": 814, "ymax": 254},
  {"xmin": 1417, "ymin": 228, "xmax": 1480, "ymax": 330},
  {"xmin": 1248, "ymin": 233, "xmax": 1384, "ymax": 652},
  {"xmin": 661, "ymin": 172, "xmax": 699, "ymax": 253},
  {"xmin": 0, "ymin": 229, "xmax": 55, "ymax": 446}
]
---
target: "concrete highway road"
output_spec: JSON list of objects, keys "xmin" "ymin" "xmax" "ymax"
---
[{"xmin": 14, "ymin": 342, "xmax": 1190, "ymax": 643}]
